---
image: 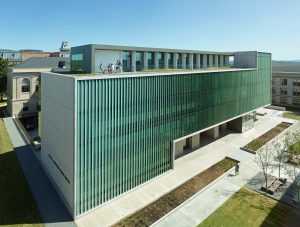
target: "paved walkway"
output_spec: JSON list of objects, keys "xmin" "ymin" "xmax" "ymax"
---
[
  {"xmin": 3, "ymin": 117, "xmax": 76, "ymax": 227},
  {"xmin": 154, "ymin": 118, "xmax": 300, "ymax": 227},
  {"xmin": 153, "ymin": 150, "xmax": 259, "ymax": 227},
  {"xmin": 76, "ymin": 108, "xmax": 290, "ymax": 227}
]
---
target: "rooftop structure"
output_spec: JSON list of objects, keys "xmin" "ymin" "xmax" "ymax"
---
[{"xmin": 70, "ymin": 44, "xmax": 236, "ymax": 74}]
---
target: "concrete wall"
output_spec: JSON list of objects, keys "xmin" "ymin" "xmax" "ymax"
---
[
  {"xmin": 94, "ymin": 50, "xmax": 121, "ymax": 73},
  {"xmin": 234, "ymin": 51, "xmax": 257, "ymax": 68},
  {"xmin": 175, "ymin": 139, "xmax": 186, "ymax": 157},
  {"xmin": 227, "ymin": 116, "xmax": 242, "ymax": 132},
  {"xmin": 41, "ymin": 73, "xmax": 75, "ymax": 217}
]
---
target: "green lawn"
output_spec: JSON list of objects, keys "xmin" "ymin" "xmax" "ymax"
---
[
  {"xmin": 283, "ymin": 112, "xmax": 300, "ymax": 121},
  {"xmin": 0, "ymin": 118, "xmax": 44, "ymax": 226},
  {"xmin": 198, "ymin": 188, "xmax": 300, "ymax": 227}
]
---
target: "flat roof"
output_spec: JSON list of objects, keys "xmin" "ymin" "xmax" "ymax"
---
[
  {"xmin": 272, "ymin": 72, "xmax": 300, "ymax": 78},
  {"xmin": 73, "ymin": 44, "xmax": 235, "ymax": 55},
  {"xmin": 50, "ymin": 67, "xmax": 257, "ymax": 80}
]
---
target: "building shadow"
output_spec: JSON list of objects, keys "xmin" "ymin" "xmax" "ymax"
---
[
  {"xmin": 0, "ymin": 143, "xmax": 75, "ymax": 226},
  {"xmin": 0, "ymin": 150, "xmax": 43, "ymax": 226}
]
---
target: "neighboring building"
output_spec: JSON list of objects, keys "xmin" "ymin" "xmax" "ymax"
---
[
  {"xmin": 41, "ymin": 44, "xmax": 271, "ymax": 219},
  {"xmin": 0, "ymin": 49, "xmax": 22, "ymax": 64},
  {"xmin": 60, "ymin": 41, "xmax": 71, "ymax": 58},
  {"xmin": 272, "ymin": 61, "xmax": 300, "ymax": 108},
  {"xmin": 7, "ymin": 57, "xmax": 70, "ymax": 117},
  {"xmin": 20, "ymin": 49, "xmax": 53, "ymax": 61},
  {"xmin": 272, "ymin": 72, "xmax": 300, "ymax": 108}
]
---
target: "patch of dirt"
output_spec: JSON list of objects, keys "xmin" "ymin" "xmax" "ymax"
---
[{"xmin": 243, "ymin": 122, "xmax": 291, "ymax": 151}]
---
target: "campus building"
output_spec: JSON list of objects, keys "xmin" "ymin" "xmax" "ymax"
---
[
  {"xmin": 272, "ymin": 65, "xmax": 300, "ymax": 108},
  {"xmin": 41, "ymin": 44, "xmax": 271, "ymax": 219},
  {"xmin": 7, "ymin": 57, "xmax": 70, "ymax": 118}
]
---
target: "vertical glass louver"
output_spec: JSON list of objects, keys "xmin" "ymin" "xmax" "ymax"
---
[{"xmin": 75, "ymin": 52, "xmax": 271, "ymax": 216}]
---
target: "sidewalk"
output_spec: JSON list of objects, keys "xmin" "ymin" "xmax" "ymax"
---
[
  {"xmin": 3, "ymin": 117, "xmax": 76, "ymax": 227},
  {"xmin": 154, "ymin": 119, "xmax": 300, "ymax": 227},
  {"xmin": 153, "ymin": 150, "xmax": 259, "ymax": 227}
]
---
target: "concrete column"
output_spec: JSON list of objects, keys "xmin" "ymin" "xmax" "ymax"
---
[
  {"xmin": 175, "ymin": 139, "xmax": 186, "ymax": 157},
  {"xmin": 143, "ymin": 51, "xmax": 148, "ymax": 70},
  {"xmin": 209, "ymin": 55, "xmax": 213, "ymax": 67},
  {"xmin": 203, "ymin": 54, "xmax": 207, "ymax": 68},
  {"xmin": 131, "ymin": 51, "xmax": 136, "ymax": 72},
  {"xmin": 196, "ymin": 54, "xmax": 200, "ymax": 69},
  {"xmin": 220, "ymin": 55, "xmax": 224, "ymax": 67},
  {"xmin": 173, "ymin": 53, "xmax": 178, "ymax": 69},
  {"xmin": 188, "ymin": 134, "xmax": 200, "ymax": 149},
  {"xmin": 182, "ymin": 53, "xmax": 186, "ymax": 69},
  {"xmin": 164, "ymin": 53, "xmax": 169, "ymax": 69},
  {"xmin": 154, "ymin": 52, "xmax": 159, "ymax": 69},
  {"xmin": 204, "ymin": 126, "xmax": 219, "ymax": 139},
  {"xmin": 215, "ymin": 55, "xmax": 219, "ymax": 67},
  {"xmin": 224, "ymin": 56, "xmax": 229, "ymax": 66},
  {"xmin": 189, "ymin": 53, "xmax": 193, "ymax": 69}
]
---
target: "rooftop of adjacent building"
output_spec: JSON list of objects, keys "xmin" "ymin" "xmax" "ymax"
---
[{"xmin": 272, "ymin": 71, "xmax": 300, "ymax": 78}]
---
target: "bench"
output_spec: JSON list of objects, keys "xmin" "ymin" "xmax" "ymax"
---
[{"xmin": 261, "ymin": 176, "xmax": 277, "ymax": 192}]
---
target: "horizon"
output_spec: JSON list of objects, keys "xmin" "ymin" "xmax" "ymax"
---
[{"xmin": 0, "ymin": 0, "xmax": 299, "ymax": 60}]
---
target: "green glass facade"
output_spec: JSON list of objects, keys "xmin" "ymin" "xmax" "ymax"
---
[{"xmin": 75, "ymin": 52, "xmax": 271, "ymax": 216}]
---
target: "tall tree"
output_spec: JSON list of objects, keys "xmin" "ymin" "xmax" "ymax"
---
[
  {"xmin": 255, "ymin": 141, "xmax": 275, "ymax": 192},
  {"xmin": 0, "ymin": 58, "xmax": 9, "ymax": 101}
]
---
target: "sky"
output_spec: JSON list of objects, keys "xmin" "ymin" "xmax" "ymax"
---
[{"xmin": 1, "ymin": 0, "xmax": 300, "ymax": 60}]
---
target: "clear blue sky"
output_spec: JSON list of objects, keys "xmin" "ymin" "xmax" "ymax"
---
[{"xmin": 1, "ymin": 0, "xmax": 299, "ymax": 60}]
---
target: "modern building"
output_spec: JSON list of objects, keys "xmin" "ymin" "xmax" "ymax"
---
[
  {"xmin": 41, "ymin": 44, "xmax": 271, "ymax": 219},
  {"xmin": 272, "ymin": 65, "xmax": 300, "ymax": 108},
  {"xmin": 7, "ymin": 57, "xmax": 70, "ymax": 118}
]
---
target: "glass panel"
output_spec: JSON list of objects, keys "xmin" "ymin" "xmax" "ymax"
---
[
  {"xmin": 136, "ymin": 52, "xmax": 143, "ymax": 71},
  {"xmin": 71, "ymin": 54, "xmax": 83, "ymax": 72},
  {"xmin": 158, "ymin": 52, "xmax": 164, "ymax": 69},
  {"xmin": 122, "ymin": 51, "xmax": 131, "ymax": 72},
  {"xmin": 147, "ymin": 52, "xmax": 154, "ymax": 69}
]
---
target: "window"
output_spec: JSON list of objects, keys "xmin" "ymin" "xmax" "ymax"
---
[
  {"xmin": 35, "ymin": 78, "xmax": 39, "ymax": 92},
  {"xmin": 22, "ymin": 103, "xmax": 29, "ymax": 111},
  {"xmin": 272, "ymin": 79, "xmax": 275, "ymax": 86},
  {"xmin": 71, "ymin": 54, "xmax": 83, "ymax": 72},
  {"xmin": 158, "ymin": 52, "xmax": 164, "ymax": 69},
  {"xmin": 135, "ymin": 52, "xmax": 143, "ymax": 71},
  {"xmin": 280, "ymin": 97, "xmax": 287, "ymax": 104},
  {"xmin": 281, "ymin": 79, "xmax": 287, "ymax": 86},
  {"xmin": 58, "ymin": 61, "xmax": 66, "ymax": 68},
  {"xmin": 280, "ymin": 88, "xmax": 287, "ymax": 95},
  {"xmin": 22, "ymin": 78, "xmax": 30, "ymax": 92},
  {"xmin": 122, "ymin": 51, "xmax": 131, "ymax": 72},
  {"xmin": 293, "ymin": 89, "xmax": 300, "ymax": 96},
  {"xmin": 293, "ymin": 79, "xmax": 300, "ymax": 87},
  {"xmin": 293, "ymin": 97, "xmax": 300, "ymax": 105}
]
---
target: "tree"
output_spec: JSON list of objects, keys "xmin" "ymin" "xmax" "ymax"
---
[
  {"xmin": 255, "ymin": 141, "xmax": 275, "ymax": 192},
  {"xmin": 274, "ymin": 131, "xmax": 299, "ymax": 178},
  {"xmin": 285, "ymin": 162, "xmax": 300, "ymax": 202},
  {"xmin": 0, "ymin": 58, "xmax": 9, "ymax": 101}
]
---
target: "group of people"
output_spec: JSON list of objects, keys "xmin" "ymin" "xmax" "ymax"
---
[{"xmin": 100, "ymin": 60, "xmax": 122, "ymax": 74}]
